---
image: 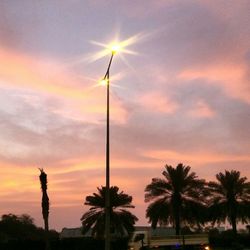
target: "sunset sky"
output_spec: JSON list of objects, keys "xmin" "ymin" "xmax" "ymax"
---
[{"xmin": 0, "ymin": 0, "xmax": 250, "ymax": 231}]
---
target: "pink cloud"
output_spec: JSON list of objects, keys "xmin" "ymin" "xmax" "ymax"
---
[
  {"xmin": 178, "ymin": 62, "xmax": 250, "ymax": 103},
  {"xmin": 138, "ymin": 91, "xmax": 178, "ymax": 114},
  {"xmin": 188, "ymin": 99, "xmax": 215, "ymax": 118}
]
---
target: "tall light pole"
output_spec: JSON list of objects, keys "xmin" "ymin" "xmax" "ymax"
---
[
  {"xmin": 102, "ymin": 48, "xmax": 116, "ymax": 250},
  {"xmin": 96, "ymin": 39, "xmax": 136, "ymax": 250}
]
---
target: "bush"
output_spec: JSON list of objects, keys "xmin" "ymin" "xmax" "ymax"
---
[{"xmin": 0, "ymin": 237, "xmax": 129, "ymax": 250}]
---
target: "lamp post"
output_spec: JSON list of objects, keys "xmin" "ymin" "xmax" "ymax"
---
[
  {"xmin": 102, "ymin": 49, "xmax": 116, "ymax": 250},
  {"xmin": 98, "ymin": 39, "xmax": 134, "ymax": 250}
]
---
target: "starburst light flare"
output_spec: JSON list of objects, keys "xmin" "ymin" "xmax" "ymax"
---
[
  {"xmin": 99, "ymin": 78, "xmax": 108, "ymax": 86},
  {"xmin": 88, "ymin": 32, "xmax": 145, "ymax": 63}
]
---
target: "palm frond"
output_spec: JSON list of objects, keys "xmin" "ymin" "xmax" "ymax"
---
[
  {"xmin": 145, "ymin": 178, "xmax": 171, "ymax": 202},
  {"xmin": 146, "ymin": 197, "xmax": 171, "ymax": 228}
]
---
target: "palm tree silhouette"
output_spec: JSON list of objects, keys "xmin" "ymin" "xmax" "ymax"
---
[
  {"xmin": 208, "ymin": 170, "xmax": 250, "ymax": 235},
  {"xmin": 81, "ymin": 186, "xmax": 138, "ymax": 238},
  {"xmin": 145, "ymin": 163, "xmax": 206, "ymax": 235},
  {"xmin": 39, "ymin": 168, "xmax": 50, "ymax": 250}
]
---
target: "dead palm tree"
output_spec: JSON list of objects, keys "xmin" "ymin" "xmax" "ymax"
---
[{"xmin": 39, "ymin": 168, "xmax": 50, "ymax": 250}]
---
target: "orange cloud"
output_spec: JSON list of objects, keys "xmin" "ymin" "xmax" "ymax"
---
[
  {"xmin": 0, "ymin": 47, "xmax": 128, "ymax": 124},
  {"xmin": 0, "ymin": 48, "xmax": 82, "ymax": 98},
  {"xmin": 143, "ymin": 149, "xmax": 250, "ymax": 165}
]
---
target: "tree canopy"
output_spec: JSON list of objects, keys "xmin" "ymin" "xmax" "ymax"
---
[{"xmin": 0, "ymin": 214, "xmax": 58, "ymax": 242}]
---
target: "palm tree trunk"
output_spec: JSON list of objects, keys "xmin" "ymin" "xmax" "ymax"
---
[
  {"xmin": 44, "ymin": 218, "xmax": 50, "ymax": 250},
  {"xmin": 173, "ymin": 205, "xmax": 181, "ymax": 235},
  {"xmin": 173, "ymin": 195, "xmax": 181, "ymax": 235},
  {"xmin": 231, "ymin": 215, "xmax": 237, "ymax": 235},
  {"xmin": 230, "ymin": 203, "xmax": 237, "ymax": 235},
  {"xmin": 175, "ymin": 212, "xmax": 180, "ymax": 235}
]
